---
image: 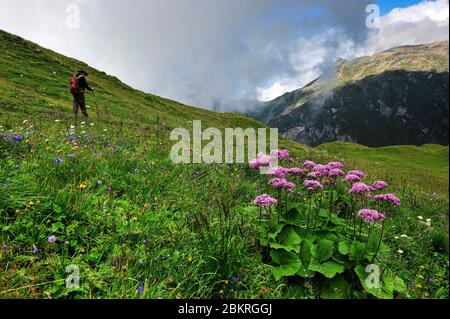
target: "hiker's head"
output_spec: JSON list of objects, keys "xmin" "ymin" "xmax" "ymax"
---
[{"xmin": 77, "ymin": 70, "xmax": 88, "ymax": 76}]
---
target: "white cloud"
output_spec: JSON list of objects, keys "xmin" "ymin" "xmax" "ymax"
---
[
  {"xmin": 256, "ymin": 0, "xmax": 449, "ymax": 102},
  {"xmin": 363, "ymin": 0, "xmax": 449, "ymax": 54}
]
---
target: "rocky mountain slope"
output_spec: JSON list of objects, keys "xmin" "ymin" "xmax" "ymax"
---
[{"xmin": 251, "ymin": 41, "xmax": 449, "ymax": 147}]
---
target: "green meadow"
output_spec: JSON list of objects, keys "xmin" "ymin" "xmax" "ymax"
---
[{"xmin": 1, "ymin": 30, "xmax": 448, "ymax": 299}]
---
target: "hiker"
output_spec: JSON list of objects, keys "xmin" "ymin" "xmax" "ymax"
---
[{"xmin": 70, "ymin": 70, "xmax": 94, "ymax": 118}]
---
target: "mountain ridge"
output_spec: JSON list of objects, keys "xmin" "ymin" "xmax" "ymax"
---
[{"xmin": 250, "ymin": 41, "xmax": 449, "ymax": 147}]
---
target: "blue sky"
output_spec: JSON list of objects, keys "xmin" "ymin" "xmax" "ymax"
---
[{"xmin": 377, "ymin": 0, "xmax": 423, "ymax": 14}]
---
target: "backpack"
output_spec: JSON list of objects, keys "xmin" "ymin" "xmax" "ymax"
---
[{"xmin": 70, "ymin": 74, "xmax": 84, "ymax": 94}]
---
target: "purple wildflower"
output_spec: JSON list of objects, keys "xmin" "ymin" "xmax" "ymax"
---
[
  {"xmin": 303, "ymin": 180, "xmax": 324, "ymax": 191},
  {"xmin": 371, "ymin": 181, "xmax": 389, "ymax": 191},
  {"xmin": 48, "ymin": 235, "xmax": 57, "ymax": 244},
  {"xmin": 253, "ymin": 194, "xmax": 278, "ymax": 208},
  {"xmin": 328, "ymin": 168, "xmax": 345, "ymax": 177},
  {"xmin": 288, "ymin": 167, "xmax": 308, "ymax": 176},
  {"xmin": 303, "ymin": 160, "xmax": 317, "ymax": 169},
  {"xmin": 374, "ymin": 194, "xmax": 401, "ymax": 206},
  {"xmin": 52, "ymin": 157, "xmax": 63, "ymax": 164},
  {"xmin": 349, "ymin": 182, "xmax": 371, "ymax": 195},
  {"xmin": 2, "ymin": 244, "xmax": 10, "ymax": 252},
  {"xmin": 348, "ymin": 170, "xmax": 364, "ymax": 177},
  {"xmin": 267, "ymin": 166, "xmax": 289, "ymax": 178},
  {"xmin": 137, "ymin": 285, "xmax": 144, "ymax": 294},
  {"xmin": 343, "ymin": 174, "xmax": 361, "ymax": 184},
  {"xmin": 269, "ymin": 178, "xmax": 295, "ymax": 191},
  {"xmin": 271, "ymin": 149, "xmax": 290, "ymax": 160},
  {"xmin": 357, "ymin": 209, "xmax": 385, "ymax": 223},
  {"xmin": 327, "ymin": 161, "xmax": 344, "ymax": 169},
  {"xmin": 32, "ymin": 246, "xmax": 39, "ymax": 254}
]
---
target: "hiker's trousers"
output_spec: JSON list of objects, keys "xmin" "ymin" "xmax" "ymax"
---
[{"xmin": 72, "ymin": 93, "xmax": 89, "ymax": 117}]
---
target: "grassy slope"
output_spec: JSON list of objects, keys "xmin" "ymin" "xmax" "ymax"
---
[
  {"xmin": 318, "ymin": 143, "xmax": 449, "ymax": 196},
  {"xmin": 0, "ymin": 29, "xmax": 448, "ymax": 195}
]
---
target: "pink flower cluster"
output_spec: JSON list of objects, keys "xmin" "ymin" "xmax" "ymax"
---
[
  {"xmin": 374, "ymin": 193, "xmax": 401, "ymax": 206},
  {"xmin": 348, "ymin": 170, "xmax": 364, "ymax": 177},
  {"xmin": 329, "ymin": 168, "xmax": 345, "ymax": 177},
  {"xmin": 288, "ymin": 167, "xmax": 308, "ymax": 176},
  {"xmin": 253, "ymin": 194, "xmax": 278, "ymax": 208},
  {"xmin": 343, "ymin": 174, "xmax": 361, "ymax": 184},
  {"xmin": 303, "ymin": 161, "xmax": 345, "ymax": 180},
  {"xmin": 268, "ymin": 166, "xmax": 289, "ymax": 178},
  {"xmin": 269, "ymin": 178, "xmax": 295, "ymax": 192},
  {"xmin": 271, "ymin": 149, "xmax": 290, "ymax": 160},
  {"xmin": 303, "ymin": 160, "xmax": 317, "ymax": 169},
  {"xmin": 371, "ymin": 181, "xmax": 389, "ymax": 191},
  {"xmin": 304, "ymin": 179, "xmax": 324, "ymax": 191},
  {"xmin": 357, "ymin": 209, "xmax": 385, "ymax": 223},
  {"xmin": 327, "ymin": 161, "xmax": 344, "ymax": 169},
  {"xmin": 349, "ymin": 182, "xmax": 371, "ymax": 195},
  {"xmin": 249, "ymin": 153, "xmax": 272, "ymax": 169}
]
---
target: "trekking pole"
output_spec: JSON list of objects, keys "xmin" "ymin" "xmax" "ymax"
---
[{"xmin": 93, "ymin": 91, "xmax": 101, "ymax": 118}]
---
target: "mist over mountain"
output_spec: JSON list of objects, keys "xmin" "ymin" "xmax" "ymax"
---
[{"xmin": 249, "ymin": 41, "xmax": 449, "ymax": 147}]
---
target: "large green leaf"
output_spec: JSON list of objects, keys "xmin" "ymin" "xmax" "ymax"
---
[
  {"xmin": 354, "ymin": 265, "xmax": 406, "ymax": 299},
  {"xmin": 270, "ymin": 249, "xmax": 302, "ymax": 280},
  {"xmin": 309, "ymin": 258, "xmax": 345, "ymax": 278},
  {"xmin": 320, "ymin": 275, "xmax": 350, "ymax": 299},
  {"xmin": 349, "ymin": 241, "xmax": 367, "ymax": 261},
  {"xmin": 312, "ymin": 239, "xmax": 335, "ymax": 263},
  {"xmin": 297, "ymin": 240, "xmax": 314, "ymax": 278},
  {"xmin": 268, "ymin": 223, "xmax": 286, "ymax": 241},
  {"xmin": 284, "ymin": 207, "xmax": 303, "ymax": 226},
  {"xmin": 338, "ymin": 240, "xmax": 351, "ymax": 255}
]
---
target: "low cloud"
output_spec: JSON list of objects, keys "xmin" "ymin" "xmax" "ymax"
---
[{"xmin": 0, "ymin": 0, "xmax": 448, "ymax": 109}]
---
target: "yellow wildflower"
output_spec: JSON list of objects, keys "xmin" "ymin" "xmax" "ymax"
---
[{"xmin": 79, "ymin": 183, "xmax": 87, "ymax": 190}]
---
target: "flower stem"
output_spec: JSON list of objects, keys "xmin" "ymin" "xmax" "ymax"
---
[{"xmin": 372, "ymin": 219, "xmax": 386, "ymax": 263}]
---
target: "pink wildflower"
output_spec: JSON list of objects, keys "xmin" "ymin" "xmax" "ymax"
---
[
  {"xmin": 303, "ymin": 180, "xmax": 323, "ymax": 191},
  {"xmin": 48, "ymin": 235, "xmax": 57, "ymax": 244},
  {"xmin": 349, "ymin": 182, "xmax": 371, "ymax": 195},
  {"xmin": 343, "ymin": 174, "xmax": 361, "ymax": 184},
  {"xmin": 327, "ymin": 161, "xmax": 344, "ymax": 169},
  {"xmin": 372, "ymin": 181, "xmax": 389, "ymax": 191},
  {"xmin": 303, "ymin": 160, "xmax": 317, "ymax": 169},
  {"xmin": 269, "ymin": 178, "xmax": 295, "ymax": 191},
  {"xmin": 288, "ymin": 167, "xmax": 308, "ymax": 176},
  {"xmin": 271, "ymin": 149, "xmax": 290, "ymax": 160},
  {"xmin": 248, "ymin": 153, "xmax": 272, "ymax": 169},
  {"xmin": 329, "ymin": 168, "xmax": 345, "ymax": 177},
  {"xmin": 253, "ymin": 194, "xmax": 278, "ymax": 208},
  {"xmin": 374, "ymin": 194, "xmax": 401, "ymax": 206},
  {"xmin": 357, "ymin": 209, "xmax": 385, "ymax": 223},
  {"xmin": 348, "ymin": 170, "xmax": 364, "ymax": 177},
  {"xmin": 268, "ymin": 166, "xmax": 289, "ymax": 179}
]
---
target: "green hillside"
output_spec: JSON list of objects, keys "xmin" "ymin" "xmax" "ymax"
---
[{"xmin": 0, "ymin": 30, "xmax": 448, "ymax": 299}]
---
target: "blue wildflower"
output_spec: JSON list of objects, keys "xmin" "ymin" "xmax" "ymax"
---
[
  {"xmin": 137, "ymin": 285, "xmax": 144, "ymax": 294},
  {"xmin": 52, "ymin": 157, "xmax": 63, "ymax": 164}
]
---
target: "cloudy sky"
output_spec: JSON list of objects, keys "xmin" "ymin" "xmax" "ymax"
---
[{"xmin": 0, "ymin": 0, "xmax": 448, "ymax": 110}]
